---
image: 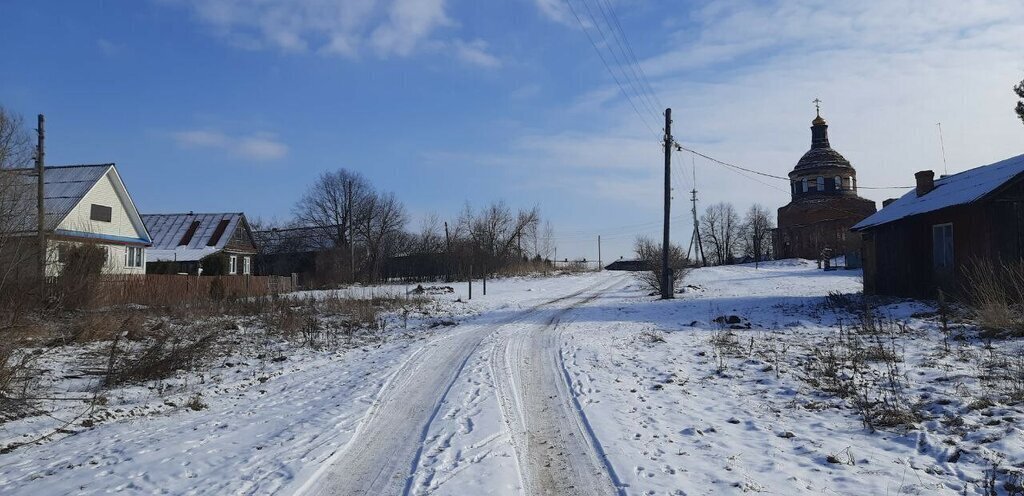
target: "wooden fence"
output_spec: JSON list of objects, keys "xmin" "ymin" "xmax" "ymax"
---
[{"xmin": 88, "ymin": 274, "xmax": 295, "ymax": 308}]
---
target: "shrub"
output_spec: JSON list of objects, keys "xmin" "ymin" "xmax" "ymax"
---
[
  {"xmin": 633, "ymin": 236, "xmax": 689, "ymax": 296},
  {"xmin": 209, "ymin": 277, "xmax": 226, "ymax": 302},
  {"xmin": 53, "ymin": 243, "xmax": 106, "ymax": 309}
]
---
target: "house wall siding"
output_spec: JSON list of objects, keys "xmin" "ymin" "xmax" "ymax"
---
[
  {"xmin": 862, "ymin": 202, "xmax": 1004, "ymax": 298},
  {"xmin": 57, "ymin": 171, "xmax": 145, "ymax": 241},
  {"xmin": 45, "ymin": 240, "xmax": 146, "ymax": 276}
]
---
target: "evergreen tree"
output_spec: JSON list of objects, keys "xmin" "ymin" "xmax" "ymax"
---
[{"xmin": 1016, "ymin": 79, "xmax": 1024, "ymax": 126}]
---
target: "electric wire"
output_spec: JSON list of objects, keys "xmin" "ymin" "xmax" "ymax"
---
[{"xmin": 564, "ymin": 0, "xmax": 660, "ymax": 137}]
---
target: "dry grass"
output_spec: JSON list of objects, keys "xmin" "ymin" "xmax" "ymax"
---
[{"xmin": 963, "ymin": 258, "xmax": 1024, "ymax": 338}]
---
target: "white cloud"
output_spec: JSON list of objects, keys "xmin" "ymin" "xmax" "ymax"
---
[
  {"xmin": 532, "ymin": 0, "xmax": 575, "ymax": 26},
  {"xmin": 172, "ymin": 130, "xmax": 288, "ymax": 161},
  {"xmin": 96, "ymin": 39, "xmax": 125, "ymax": 57},
  {"xmin": 452, "ymin": 39, "xmax": 502, "ymax": 68},
  {"xmin": 527, "ymin": 0, "xmax": 1024, "ymax": 213},
  {"xmin": 165, "ymin": 0, "xmax": 500, "ymax": 66},
  {"xmin": 370, "ymin": 0, "xmax": 452, "ymax": 56}
]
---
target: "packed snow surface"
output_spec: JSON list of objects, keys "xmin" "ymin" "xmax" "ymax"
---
[{"xmin": 2, "ymin": 261, "xmax": 1022, "ymax": 494}]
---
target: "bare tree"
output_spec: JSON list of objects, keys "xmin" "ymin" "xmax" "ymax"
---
[
  {"xmin": 700, "ymin": 202, "xmax": 741, "ymax": 265},
  {"xmin": 415, "ymin": 212, "xmax": 444, "ymax": 254},
  {"xmin": 741, "ymin": 204, "xmax": 774, "ymax": 267},
  {"xmin": 293, "ymin": 169, "xmax": 372, "ymax": 251},
  {"xmin": 537, "ymin": 220, "xmax": 556, "ymax": 261},
  {"xmin": 355, "ymin": 191, "xmax": 407, "ymax": 282},
  {"xmin": 633, "ymin": 236, "xmax": 688, "ymax": 295},
  {"xmin": 0, "ymin": 107, "xmax": 33, "ymax": 170},
  {"xmin": 0, "ymin": 108, "xmax": 35, "ymax": 324}
]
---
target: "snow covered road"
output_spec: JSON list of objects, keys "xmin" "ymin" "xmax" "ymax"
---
[
  {"xmin": 297, "ymin": 275, "xmax": 628, "ymax": 496},
  {"xmin": 7, "ymin": 262, "xmax": 1016, "ymax": 495}
]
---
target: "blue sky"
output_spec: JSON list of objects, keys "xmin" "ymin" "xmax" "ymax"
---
[{"xmin": 3, "ymin": 0, "xmax": 1023, "ymax": 261}]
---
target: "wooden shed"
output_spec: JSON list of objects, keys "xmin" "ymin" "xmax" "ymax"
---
[{"xmin": 851, "ymin": 154, "xmax": 1024, "ymax": 298}]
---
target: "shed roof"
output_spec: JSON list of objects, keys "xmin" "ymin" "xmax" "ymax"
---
[
  {"xmin": 142, "ymin": 212, "xmax": 251, "ymax": 262},
  {"xmin": 852, "ymin": 153, "xmax": 1024, "ymax": 231}
]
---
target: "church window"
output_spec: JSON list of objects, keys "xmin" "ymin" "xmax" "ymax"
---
[
  {"xmin": 802, "ymin": 178, "xmax": 808, "ymax": 192},
  {"xmin": 816, "ymin": 176, "xmax": 824, "ymax": 191},
  {"xmin": 834, "ymin": 176, "xmax": 842, "ymax": 190}
]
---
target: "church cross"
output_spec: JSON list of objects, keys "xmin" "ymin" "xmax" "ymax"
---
[{"xmin": 813, "ymin": 98, "xmax": 822, "ymax": 116}]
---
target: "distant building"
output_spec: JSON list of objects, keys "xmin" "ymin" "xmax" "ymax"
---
[
  {"xmin": 605, "ymin": 260, "xmax": 648, "ymax": 271},
  {"xmin": 852, "ymin": 154, "xmax": 1024, "ymax": 298},
  {"xmin": 773, "ymin": 108, "xmax": 876, "ymax": 263},
  {"xmin": 142, "ymin": 212, "xmax": 257, "ymax": 276},
  {"xmin": 3, "ymin": 163, "xmax": 152, "ymax": 276},
  {"xmin": 253, "ymin": 225, "xmax": 341, "ymax": 287}
]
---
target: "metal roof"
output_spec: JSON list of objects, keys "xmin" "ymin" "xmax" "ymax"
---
[
  {"xmin": 142, "ymin": 212, "xmax": 251, "ymax": 262},
  {"xmin": 5, "ymin": 164, "xmax": 114, "ymax": 231},
  {"xmin": 852, "ymin": 153, "xmax": 1024, "ymax": 231}
]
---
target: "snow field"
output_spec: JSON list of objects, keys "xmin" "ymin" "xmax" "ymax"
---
[{"xmin": 4, "ymin": 262, "xmax": 1023, "ymax": 495}]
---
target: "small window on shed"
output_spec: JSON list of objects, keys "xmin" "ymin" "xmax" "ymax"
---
[
  {"xmin": 207, "ymin": 219, "xmax": 231, "ymax": 247},
  {"xmin": 90, "ymin": 204, "xmax": 112, "ymax": 222},
  {"xmin": 932, "ymin": 223, "xmax": 954, "ymax": 270}
]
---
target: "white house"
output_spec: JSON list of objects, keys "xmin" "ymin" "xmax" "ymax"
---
[{"xmin": 9, "ymin": 163, "xmax": 152, "ymax": 276}]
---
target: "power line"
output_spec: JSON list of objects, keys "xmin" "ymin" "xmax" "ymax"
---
[
  {"xmin": 675, "ymin": 143, "xmax": 914, "ymax": 190},
  {"xmin": 564, "ymin": 0, "xmax": 660, "ymax": 137},
  {"xmin": 580, "ymin": 0, "xmax": 661, "ymax": 121},
  {"xmin": 593, "ymin": 0, "xmax": 665, "ymax": 111}
]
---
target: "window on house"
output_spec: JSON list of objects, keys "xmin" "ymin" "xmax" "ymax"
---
[
  {"xmin": 57, "ymin": 244, "xmax": 69, "ymax": 264},
  {"xmin": 816, "ymin": 176, "xmax": 825, "ymax": 191},
  {"xmin": 802, "ymin": 178, "xmax": 808, "ymax": 192},
  {"xmin": 243, "ymin": 256, "xmax": 251, "ymax": 275},
  {"xmin": 124, "ymin": 246, "xmax": 144, "ymax": 268},
  {"xmin": 229, "ymin": 255, "xmax": 237, "ymax": 275},
  {"xmin": 90, "ymin": 204, "xmax": 112, "ymax": 222},
  {"xmin": 835, "ymin": 176, "xmax": 842, "ymax": 190},
  {"xmin": 932, "ymin": 224, "xmax": 954, "ymax": 270}
]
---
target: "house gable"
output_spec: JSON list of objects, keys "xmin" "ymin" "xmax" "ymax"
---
[{"xmin": 55, "ymin": 166, "xmax": 150, "ymax": 244}]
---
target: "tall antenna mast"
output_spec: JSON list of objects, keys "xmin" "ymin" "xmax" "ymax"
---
[{"xmin": 936, "ymin": 122, "xmax": 949, "ymax": 175}]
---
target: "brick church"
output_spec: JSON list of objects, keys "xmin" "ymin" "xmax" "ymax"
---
[{"xmin": 773, "ymin": 106, "xmax": 876, "ymax": 263}]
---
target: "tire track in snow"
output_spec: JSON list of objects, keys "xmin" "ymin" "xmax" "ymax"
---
[
  {"xmin": 491, "ymin": 276, "xmax": 628, "ymax": 496},
  {"xmin": 294, "ymin": 278, "xmax": 611, "ymax": 496}
]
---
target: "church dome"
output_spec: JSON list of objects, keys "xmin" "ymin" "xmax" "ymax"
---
[
  {"xmin": 795, "ymin": 146, "xmax": 852, "ymax": 170},
  {"xmin": 793, "ymin": 110, "xmax": 853, "ymax": 171}
]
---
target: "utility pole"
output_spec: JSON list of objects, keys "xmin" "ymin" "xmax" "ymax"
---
[
  {"xmin": 687, "ymin": 161, "xmax": 706, "ymax": 266},
  {"xmin": 35, "ymin": 114, "xmax": 46, "ymax": 301},
  {"xmin": 346, "ymin": 179, "xmax": 355, "ymax": 283},
  {"xmin": 661, "ymin": 108, "xmax": 674, "ymax": 299},
  {"xmin": 444, "ymin": 221, "xmax": 451, "ymax": 283},
  {"xmin": 597, "ymin": 235, "xmax": 602, "ymax": 271}
]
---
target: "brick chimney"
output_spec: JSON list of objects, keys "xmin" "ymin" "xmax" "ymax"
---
[{"xmin": 915, "ymin": 170, "xmax": 935, "ymax": 197}]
